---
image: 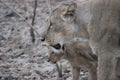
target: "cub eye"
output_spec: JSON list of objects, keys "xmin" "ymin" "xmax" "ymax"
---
[{"xmin": 51, "ymin": 43, "xmax": 61, "ymax": 50}]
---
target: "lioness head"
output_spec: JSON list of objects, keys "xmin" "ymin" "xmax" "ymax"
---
[
  {"xmin": 40, "ymin": 2, "xmax": 90, "ymax": 61},
  {"xmin": 41, "ymin": 2, "xmax": 78, "ymax": 48},
  {"xmin": 41, "ymin": 2, "xmax": 90, "ymax": 47}
]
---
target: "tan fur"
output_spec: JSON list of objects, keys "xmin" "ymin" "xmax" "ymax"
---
[
  {"xmin": 88, "ymin": 0, "xmax": 120, "ymax": 80},
  {"xmin": 48, "ymin": 41, "xmax": 97, "ymax": 80},
  {"xmin": 41, "ymin": 1, "xmax": 120, "ymax": 80},
  {"xmin": 41, "ymin": 2, "xmax": 89, "ymax": 46}
]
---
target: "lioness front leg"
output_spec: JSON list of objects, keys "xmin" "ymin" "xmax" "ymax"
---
[
  {"xmin": 112, "ymin": 57, "xmax": 120, "ymax": 80},
  {"xmin": 88, "ymin": 65, "xmax": 97, "ymax": 80},
  {"xmin": 72, "ymin": 66, "xmax": 80, "ymax": 80},
  {"xmin": 98, "ymin": 51, "xmax": 116, "ymax": 80}
]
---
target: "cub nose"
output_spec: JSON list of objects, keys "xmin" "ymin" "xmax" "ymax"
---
[{"xmin": 51, "ymin": 43, "xmax": 61, "ymax": 50}]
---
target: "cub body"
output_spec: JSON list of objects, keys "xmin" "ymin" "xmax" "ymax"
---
[{"xmin": 48, "ymin": 40, "xmax": 97, "ymax": 80}]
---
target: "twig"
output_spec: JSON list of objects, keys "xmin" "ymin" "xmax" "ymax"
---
[
  {"xmin": 1, "ymin": 0, "xmax": 40, "ymax": 37},
  {"xmin": 11, "ymin": 52, "xmax": 25, "ymax": 58},
  {"xmin": 30, "ymin": 27, "xmax": 35, "ymax": 43},
  {"xmin": 46, "ymin": 0, "xmax": 52, "ymax": 14},
  {"xmin": 35, "ymin": 70, "xmax": 48, "ymax": 80},
  {"xmin": 30, "ymin": 0, "xmax": 37, "ymax": 43},
  {"xmin": 32, "ymin": 0, "xmax": 37, "ymax": 26},
  {"xmin": 56, "ymin": 63, "xmax": 62, "ymax": 78}
]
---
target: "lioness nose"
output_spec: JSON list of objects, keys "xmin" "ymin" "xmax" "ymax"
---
[{"xmin": 51, "ymin": 43, "xmax": 61, "ymax": 50}]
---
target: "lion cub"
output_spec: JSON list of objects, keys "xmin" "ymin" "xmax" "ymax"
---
[{"xmin": 48, "ymin": 40, "xmax": 97, "ymax": 80}]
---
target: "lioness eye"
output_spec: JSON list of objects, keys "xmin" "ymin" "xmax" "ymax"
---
[{"xmin": 68, "ymin": 11, "xmax": 74, "ymax": 16}]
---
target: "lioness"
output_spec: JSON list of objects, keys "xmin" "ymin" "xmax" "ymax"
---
[
  {"xmin": 41, "ymin": 1, "xmax": 120, "ymax": 80},
  {"xmin": 88, "ymin": 0, "xmax": 120, "ymax": 80},
  {"xmin": 48, "ymin": 40, "xmax": 97, "ymax": 80}
]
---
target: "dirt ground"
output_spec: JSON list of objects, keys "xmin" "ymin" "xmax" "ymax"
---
[{"xmin": 0, "ymin": 0, "xmax": 88, "ymax": 80}]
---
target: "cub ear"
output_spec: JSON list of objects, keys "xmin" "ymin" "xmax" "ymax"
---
[{"xmin": 61, "ymin": 3, "xmax": 77, "ymax": 22}]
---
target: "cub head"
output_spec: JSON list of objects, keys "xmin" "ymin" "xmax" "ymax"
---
[{"xmin": 48, "ymin": 51, "xmax": 64, "ymax": 63}]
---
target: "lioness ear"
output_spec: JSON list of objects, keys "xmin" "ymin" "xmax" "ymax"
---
[{"xmin": 61, "ymin": 3, "xmax": 77, "ymax": 22}]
